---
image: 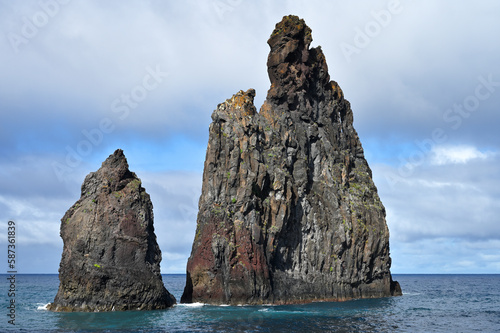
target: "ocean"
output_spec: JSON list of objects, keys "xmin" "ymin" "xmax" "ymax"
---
[{"xmin": 1, "ymin": 274, "xmax": 499, "ymax": 332}]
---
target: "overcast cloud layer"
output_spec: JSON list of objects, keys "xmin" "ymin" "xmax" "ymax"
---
[{"xmin": 1, "ymin": 0, "xmax": 499, "ymax": 274}]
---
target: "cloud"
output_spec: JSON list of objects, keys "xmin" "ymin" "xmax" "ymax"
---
[
  {"xmin": 2, "ymin": 1, "xmax": 499, "ymax": 151},
  {"xmin": 431, "ymin": 145, "xmax": 496, "ymax": 165},
  {"xmin": 373, "ymin": 147, "xmax": 500, "ymax": 273},
  {"xmin": 0, "ymin": 166, "xmax": 202, "ymax": 273},
  {"xmin": 391, "ymin": 238, "xmax": 500, "ymax": 274},
  {"xmin": 376, "ymin": 150, "xmax": 500, "ymax": 242},
  {"xmin": 140, "ymin": 170, "xmax": 202, "ymax": 264}
]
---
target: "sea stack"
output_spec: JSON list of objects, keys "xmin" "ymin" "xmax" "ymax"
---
[
  {"xmin": 181, "ymin": 15, "xmax": 401, "ymax": 305},
  {"xmin": 48, "ymin": 149, "xmax": 175, "ymax": 311}
]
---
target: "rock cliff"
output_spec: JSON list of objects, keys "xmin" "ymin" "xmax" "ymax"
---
[
  {"xmin": 48, "ymin": 149, "xmax": 176, "ymax": 311},
  {"xmin": 181, "ymin": 15, "xmax": 401, "ymax": 305}
]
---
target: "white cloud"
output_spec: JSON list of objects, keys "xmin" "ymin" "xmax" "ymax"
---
[
  {"xmin": 141, "ymin": 170, "xmax": 201, "ymax": 260},
  {"xmin": 2, "ymin": 0, "xmax": 499, "ymax": 143},
  {"xmin": 373, "ymin": 149, "xmax": 500, "ymax": 273},
  {"xmin": 390, "ymin": 238, "xmax": 500, "ymax": 274},
  {"xmin": 431, "ymin": 145, "xmax": 495, "ymax": 165},
  {"xmin": 0, "ymin": 195, "xmax": 65, "ymax": 246}
]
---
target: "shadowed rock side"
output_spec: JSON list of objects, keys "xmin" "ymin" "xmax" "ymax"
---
[
  {"xmin": 181, "ymin": 15, "xmax": 401, "ymax": 305},
  {"xmin": 48, "ymin": 149, "xmax": 176, "ymax": 311}
]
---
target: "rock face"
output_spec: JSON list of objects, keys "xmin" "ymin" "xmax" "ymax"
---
[
  {"xmin": 181, "ymin": 15, "xmax": 401, "ymax": 305},
  {"xmin": 48, "ymin": 149, "xmax": 175, "ymax": 311}
]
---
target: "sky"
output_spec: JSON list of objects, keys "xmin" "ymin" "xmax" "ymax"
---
[{"xmin": 0, "ymin": 0, "xmax": 499, "ymax": 275}]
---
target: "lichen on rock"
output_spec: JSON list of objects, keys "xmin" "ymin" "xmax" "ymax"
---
[
  {"xmin": 48, "ymin": 149, "xmax": 176, "ymax": 312},
  {"xmin": 181, "ymin": 15, "xmax": 401, "ymax": 305}
]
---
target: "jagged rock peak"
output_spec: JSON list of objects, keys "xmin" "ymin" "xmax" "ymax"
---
[
  {"xmin": 182, "ymin": 15, "xmax": 401, "ymax": 305},
  {"xmin": 100, "ymin": 148, "xmax": 129, "ymax": 177},
  {"xmin": 263, "ymin": 15, "xmax": 340, "ymax": 124},
  {"xmin": 81, "ymin": 149, "xmax": 134, "ymax": 196},
  {"xmin": 267, "ymin": 15, "xmax": 312, "ymax": 67},
  {"xmin": 48, "ymin": 149, "xmax": 176, "ymax": 312}
]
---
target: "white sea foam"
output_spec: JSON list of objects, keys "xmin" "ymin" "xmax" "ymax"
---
[
  {"xmin": 175, "ymin": 302, "xmax": 206, "ymax": 308},
  {"xmin": 403, "ymin": 292, "xmax": 422, "ymax": 296},
  {"xmin": 37, "ymin": 303, "xmax": 49, "ymax": 311}
]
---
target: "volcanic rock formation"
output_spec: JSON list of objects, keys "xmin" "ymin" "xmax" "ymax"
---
[
  {"xmin": 48, "ymin": 149, "xmax": 175, "ymax": 311},
  {"xmin": 181, "ymin": 15, "xmax": 401, "ymax": 305}
]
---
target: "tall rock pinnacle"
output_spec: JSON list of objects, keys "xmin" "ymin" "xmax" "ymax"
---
[
  {"xmin": 48, "ymin": 149, "xmax": 176, "ymax": 311},
  {"xmin": 181, "ymin": 15, "xmax": 401, "ymax": 305}
]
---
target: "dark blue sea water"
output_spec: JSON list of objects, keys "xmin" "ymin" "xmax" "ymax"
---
[{"xmin": 1, "ymin": 274, "xmax": 499, "ymax": 332}]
